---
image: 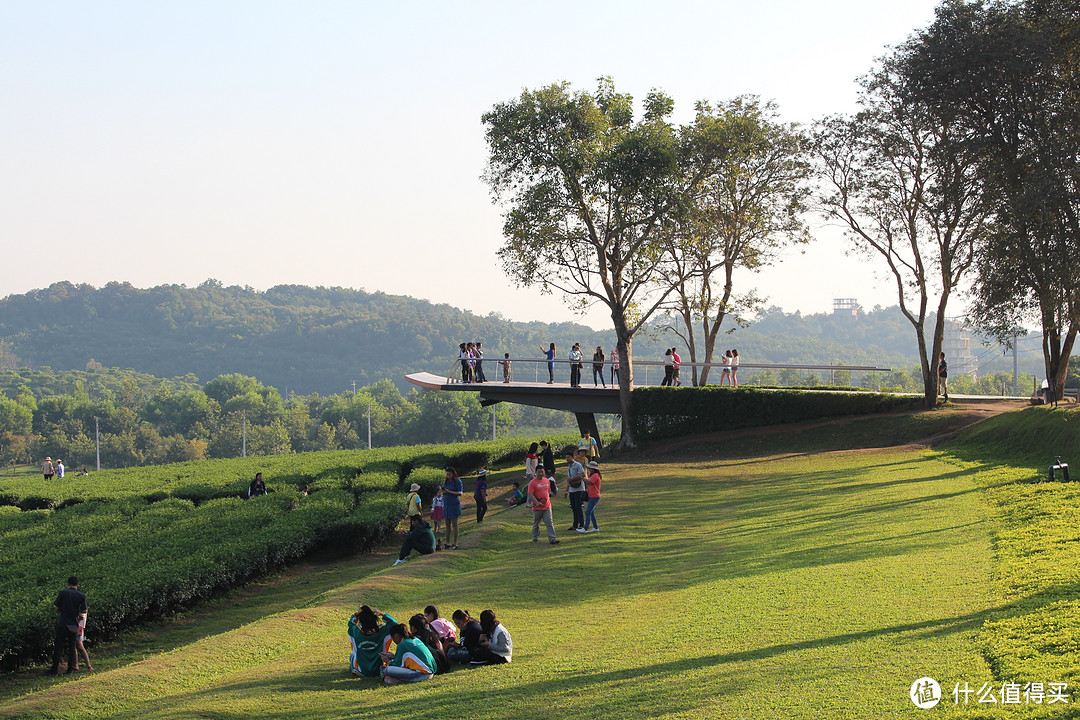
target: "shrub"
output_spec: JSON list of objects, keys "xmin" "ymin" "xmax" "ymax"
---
[{"xmin": 629, "ymin": 387, "xmax": 922, "ymax": 441}]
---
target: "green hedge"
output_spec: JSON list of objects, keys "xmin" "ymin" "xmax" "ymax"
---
[
  {"xmin": 0, "ymin": 434, "xmax": 597, "ymax": 669},
  {"xmin": 630, "ymin": 387, "xmax": 922, "ymax": 441}
]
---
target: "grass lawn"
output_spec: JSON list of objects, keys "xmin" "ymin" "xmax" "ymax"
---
[{"xmin": 1, "ymin": 435, "xmax": 1017, "ymax": 719}]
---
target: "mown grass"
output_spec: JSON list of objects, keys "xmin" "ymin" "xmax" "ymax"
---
[
  {"xmin": 938, "ymin": 406, "xmax": 1080, "ymax": 696},
  {"xmin": 2, "ymin": 416, "xmax": 1020, "ymax": 720}
]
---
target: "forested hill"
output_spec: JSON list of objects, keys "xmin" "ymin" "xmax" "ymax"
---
[
  {"xmin": 0, "ymin": 280, "xmax": 1008, "ymax": 394},
  {"xmin": 0, "ymin": 281, "xmax": 615, "ymax": 394}
]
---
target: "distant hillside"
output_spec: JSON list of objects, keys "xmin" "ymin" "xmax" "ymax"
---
[
  {"xmin": 0, "ymin": 281, "xmax": 616, "ymax": 394},
  {"xmin": 0, "ymin": 281, "xmax": 1040, "ymax": 392}
]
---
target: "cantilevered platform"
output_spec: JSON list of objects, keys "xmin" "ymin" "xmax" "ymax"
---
[{"xmin": 405, "ymin": 372, "xmax": 622, "ymax": 414}]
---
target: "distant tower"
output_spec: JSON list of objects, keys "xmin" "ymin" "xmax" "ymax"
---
[
  {"xmin": 833, "ymin": 298, "xmax": 860, "ymax": 319},
  {"xmin": 942, "ymin": 319, "xmax": 977, "ymax": 378}
]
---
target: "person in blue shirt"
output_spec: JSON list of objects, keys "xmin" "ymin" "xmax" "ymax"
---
[{"xmin": 540, "ymin": 342, "xmax": 556, "ymax": 384}]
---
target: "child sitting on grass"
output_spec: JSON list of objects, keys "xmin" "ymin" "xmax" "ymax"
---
[{"xmin": 507, "ymin": 481, "xmax": 526, "ymax": 506}]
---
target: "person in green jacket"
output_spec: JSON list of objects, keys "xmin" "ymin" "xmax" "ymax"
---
[
  {"xmin": 381, "ymin": 623, "xmax": 437, "ymax": 684},
  {"xmin": 348, "ymin": 605, "xmax": 398, "ymax": 677},
  {"xmin": 393, "ymin": 514, "xmax": 436, "ymax": 567}
]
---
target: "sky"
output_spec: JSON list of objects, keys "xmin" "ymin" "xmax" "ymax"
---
[{"xmin": 1, "ymin": 0, "xmax": 945, "ymax": 329}]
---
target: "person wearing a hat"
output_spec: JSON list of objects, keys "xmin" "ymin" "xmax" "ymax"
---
[
  {"xmin": 584, "ymin": 461, "xmax": 602, "ymax": 533},
  {"xmin": 405, "ymin": 483, "xmax": 423, "ymax": 518},
  {"xmin": 473, "ymin": 469, "xmax": 489, "ymax": 523},
  {"xmin": 42, "ymin": 457, "xmax": 55, "ymax": 481},
  {"xmin": 393, "ymin": 514, "xmax": 437, "ymax": 566}
]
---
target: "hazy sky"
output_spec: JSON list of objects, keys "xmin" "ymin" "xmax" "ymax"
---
[{"xmin": 1, "ymin": 0, "xmax": 944, "ymax": 328}]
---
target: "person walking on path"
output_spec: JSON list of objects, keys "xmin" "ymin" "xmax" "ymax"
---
[
  {"xmin": 720, "ymin": 350, "xmax": 732, "ymax": 386},
  {"xmin": 661, "ymin": 349, "xmax": 674, "ymax": 386},
  {"xmin": 47, "ymin": 576, "xmax": 86, "ymax": 675},
  {"xmin": 565, "ymin": 451, "xmax": 587, "ymax": 532},
  {"xmin": 42, "ymin": 457, "xmax": 54, "ymax": 481},
  {"xmin": 442, "ymin": 467, "xmax": 463, "ymax": 550},
  {"xmin": 474, "ymin": 469, "xmax": 489, "ymax": 523},
  {"xmin": 527, "ymin": 468, "xmax": 559, "ymax": 544},
  {"xmin": 540, "ymin": 343, "xmax": 556, "ymax": 384},
  {"xmin": 671, "ymin": 348, "xmax": 681, "ymax": 386},
  {"xmin": 731, "ymin": 349, "xmax": 740, "ymax": 387},
  {"xmin": 592, "ymin": 347, "xmax": 606, "ymax": 387},
  {"xmin": 611, "ymin": 350, "xmax": 620, "ymax": 385},
  {"xmin": 393, "ymin": 514, "xmax": 437, "ymax": 567},
  {"xmin": 938, "ymin": 352, "xmax": 948, "ymax": 402},
  {"xmin": 584, "ymin": 461, "xmax": 602, "ymax": 533}
]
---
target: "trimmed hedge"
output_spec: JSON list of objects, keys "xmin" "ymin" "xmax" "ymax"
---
[
  {"xmin": 630, "ymin": 386, "xmax": 922, "ymax": 441},
  {"xmin": 0, "ymin": 433, "xmax": 599, "ymax": 669}
]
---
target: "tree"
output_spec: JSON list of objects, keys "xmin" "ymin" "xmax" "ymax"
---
[
  {"xmin": 896, "ymin": 0, "xmax": 1080, "ymax": 400},
  {"xmin": 814, "ymin": 49, "xmax": 990, "ymax": 409},
  {"xmin": 482, "ymin": 78, "xmax": 725, "ymax": 446},
  {"xmin": 662, "ymin": 97, "xmax": 811, "ymax": 385}
]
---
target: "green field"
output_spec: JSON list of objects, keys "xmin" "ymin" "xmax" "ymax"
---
[{"xmin": 2, "ymin": 406, "xmax": 1079, "ymax": 719}]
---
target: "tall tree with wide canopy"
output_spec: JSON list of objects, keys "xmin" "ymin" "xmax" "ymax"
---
[
  {"xmin": 895, "ymin": 0, "xmax": 1080, "ymax": 400},
  {"xmin": 482, "ymin": 79, "xmax": 725, "ymax": 446},
  {"xmin": 662, "ymin": 97, "xmax": 811, "ymax": 385},
  {"xmin": 814, "ymin": 51, "xmax": 990, "ymax": 409}
]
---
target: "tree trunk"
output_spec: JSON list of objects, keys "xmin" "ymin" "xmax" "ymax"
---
[{"xmin": 614, "ymin": 334, "xmax": 636, "ymax": 449}]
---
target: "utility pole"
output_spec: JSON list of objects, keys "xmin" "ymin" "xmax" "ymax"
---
[
  {"xmin": 367, "ymin": 400, "xmax": 372, "ymax": 450},
  {"xmin": 95, "ymin": 416, "xmax": 100, "ymax": 471},
  {"xmin": 242, "ymin": 409, "xmax": 247, "ymax": 458},
  {"xmin": 1012, "ymin": 334, "xmax": 1019, "ymax": 397},
  {"xmin": 492, "ymin": 406, "xmax": 496, "ymax": 441},
  {"xmin": 351, "ymin": 380, "xmax": 357, "ymax": 395}
]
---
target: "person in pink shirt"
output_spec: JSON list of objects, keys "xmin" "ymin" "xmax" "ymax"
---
[
  {"xmin": 527, "ymin": 468, "xmax": 559, "ymax": 544},
  {"xmin": 584, "ymin": 461, "xmax": 602, "ymax": 533},
  {"xmin": 671, "ymin": 347, "xmax": 682, "ymax": 386}
]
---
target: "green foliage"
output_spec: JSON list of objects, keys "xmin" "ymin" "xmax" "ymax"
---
[{"xmin": 629, "ymin": 386, "xmax": 921, "ymax": 441}]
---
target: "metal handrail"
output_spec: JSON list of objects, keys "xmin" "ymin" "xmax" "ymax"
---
[{"xmin": 447, "ymin": 355, "xmax": 891, "ymax": 386}]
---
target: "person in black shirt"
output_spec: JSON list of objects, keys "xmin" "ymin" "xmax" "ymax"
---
[
  {"xmin": 248, "ymin": 472, "xmax": 267, "ymax": 498},
  {"xmin": 539, "ymin": 440, "xmax": 556, "ymax": 478},
  {"xmin": 47, "ymin": 576, "xmax": 87, "ymax": 675},
  {"xmin": 448, "ymin": 609, "xmax": 483, "ymax": 664}
]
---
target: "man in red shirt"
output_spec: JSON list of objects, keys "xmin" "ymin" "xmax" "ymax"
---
[
  {"xmin": 527, "ymin": 468, "xmax": 559, "ymax": 545},
  {"xmin": 671, "ymin": 347, "xmax": 681, "ymax": 386}
]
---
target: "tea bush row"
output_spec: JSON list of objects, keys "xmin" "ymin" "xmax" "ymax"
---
[
  {"xmin": 0, "ymin": 488, "xmax": 402, "ymax": 668},
  {"xmin": 0, "ymin": 433, "xmax": 588, "ymax": 668}
]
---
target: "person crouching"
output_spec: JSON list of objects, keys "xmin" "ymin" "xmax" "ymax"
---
[{"xmin": 393, "ymin": 514, "xmax": 436, "ymax": 567}]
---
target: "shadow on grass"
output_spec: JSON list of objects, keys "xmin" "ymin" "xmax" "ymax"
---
[{"xmin": 116, "ymin": 606, "xmax": 1003, "ymax": 720}]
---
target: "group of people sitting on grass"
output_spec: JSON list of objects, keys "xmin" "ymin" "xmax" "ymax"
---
[{"xmin": 348, "ymin": 604, "xmax": 512, "ymax": 683}]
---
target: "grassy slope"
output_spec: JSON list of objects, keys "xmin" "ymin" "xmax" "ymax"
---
[{"xmin": 0, "ymin": 409, "xmax": 1013, "ymax": 720}]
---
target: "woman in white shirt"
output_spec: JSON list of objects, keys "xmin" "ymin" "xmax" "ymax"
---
[
  {"xmin": 476, "ymin": 609, "xmax": 512, "ymax": 664},
  {"xmin": 731, "ymin": 349, "xmax": 740, "ymax": 387}
]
